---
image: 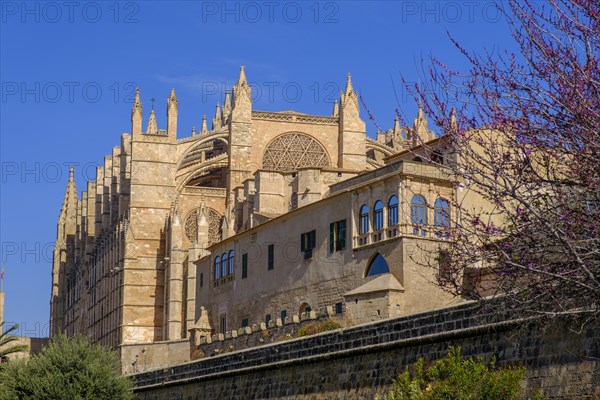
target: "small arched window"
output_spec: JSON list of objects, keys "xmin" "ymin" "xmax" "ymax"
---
[
  {"xmin": 434, "ymin": 198, "xmax": 450, "ymax": 237},
  {"xmin": 388, "ymin": 195, "xmax": 399, "ymax": 226},
  {"xmin": 411, "ymin": 195, "xmax": 427, "ymax": 236},
  {"xmin": 221, "ymin": 252, "xmax": 228, "ymax": 277},
  {"xmin": 365, "ymin": 253, "xmax": 391, "ymax": 277},
  {"xmin": 373, "ymin": 200, "xmax": 384, "ymax": 231},
  {"xmin": 214, "ymin": 256, "xmax": 221, "ymax": 280},
  {"xmin": 299, "ymin": 303, "xmax": 312, "ymax": 315},
  {"xmin": 359, "ymin": 204, "xmax": 369, "ymax": 234},
  {"xmin": 228, "ymin": 250, "xmax": 235, "ymax": 275}
]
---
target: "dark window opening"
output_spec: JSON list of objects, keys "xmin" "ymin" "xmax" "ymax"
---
[
  {"xmin": 268, "ymin": 244, "xmax": 274, "ymax": 270},
  {"xmin": 301, "ymin": 230, "xmax": 316, "ymax": 259},
  {"xmin": 242, "ymin": 253, "xmax": 248, "ymax": 279},
  {"xmin": 329, "ymin": 219, "xmax": 347, "ymax": 254}
]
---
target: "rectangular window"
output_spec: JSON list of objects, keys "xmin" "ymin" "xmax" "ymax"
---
[
  {"xmin": 301, "ymin": 230, "xmax": 316, "ymax": 259},
  {"xmin": 219, "ymin": 314, "xmax": 226, "ymax": 333},
  {"xmin": 200, "ymin": 272, "xmax": 204, "ymax": 288},
  {"xmin": 242, "ymin": 253, "xmax": 248, "ymax": 279},
  {"xmin": 241, "ymin": 318, "xmax": 248, "ymax": 328},
  {"xmin": 280, "ymin": 310, "xmax": 287, "ymax": 324},
  {"xmin": 335, "ymin": 302, "xmax": 343, "ymax": 314},
  {"xmin": 329, "ymin": 220, "xmax": 347, "ymax": 254},
  {"xmin": 265, "ymin": 314, "xmax": 272, "ymax": 326},
  {"xmin": 268, "ymin": 244, "xmax": 274, "ymax": 270}
]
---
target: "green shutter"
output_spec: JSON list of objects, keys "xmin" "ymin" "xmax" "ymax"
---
[
  {"xmin": 311, "ymin": 230, "xmax": 316, "ymax": 249},
  {"xmin": 301, "ymin": 234, "xmax": 305, "ymax": 252},
  {"xmin": 329, "ymin": 223, "xmax": 335, "ymax": 254}
]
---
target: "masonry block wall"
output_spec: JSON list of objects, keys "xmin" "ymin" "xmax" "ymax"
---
[{"xmin": 131, "ymin": 301, "xmax": 600, "ymax": 399}]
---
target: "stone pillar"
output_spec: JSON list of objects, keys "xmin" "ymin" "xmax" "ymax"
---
[{"xmin": 167, "ymin": 248, "xmax": 185, "ymax": 340}]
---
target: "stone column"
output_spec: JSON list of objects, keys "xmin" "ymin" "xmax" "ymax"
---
[{"xmin": 167, "ymin": 248, "xmax": 185, "ymax": 340}]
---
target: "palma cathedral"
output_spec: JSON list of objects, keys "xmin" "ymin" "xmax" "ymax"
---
[{"xmin": 51, "ymin": 67, "xmax": 471, "ymax": 370}]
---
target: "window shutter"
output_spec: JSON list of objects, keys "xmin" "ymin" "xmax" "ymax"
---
[
  {"xmin": 340, "ymin": 220, "xmax": 346, "ymax": 250},
  {"xmin": 311, "ymin": 230, "xmax": 316, "ymax": 249},
  {"xmin": 329, "ymin": 223, "xmax": 334, "ymax": 254},
  {"xmin": 301, "ymin": 234, "xmax": 306, "ymax": 252}
]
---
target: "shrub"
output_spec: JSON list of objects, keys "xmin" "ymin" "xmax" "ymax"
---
[
  {"xmin": 296, "ymin": 320, "xmax": 341, "ymax": 337},
  {"xmin": 0, "ymin": 334, "xmax": 133, "ymax": 400},
  {"xmin": 376, "ymin": 347, "xmax": 541, "ymax": 400}
]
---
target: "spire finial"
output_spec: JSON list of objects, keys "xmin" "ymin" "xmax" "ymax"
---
[
  {"xmin": 146, "ymin": 107, "xmax": 158, "ymax": 134},
  {"xmin": 150, "ymin": 97, "xmax": 156, "ymax": 110},
  {"xmin": 345, "ymin": 72, "xmax": 353, "ymax": 94},
  {"xmin": 212, "ymin": 103, "xmax": 222, "ymax": 130},
  {"xmin": 201, "ymin": 115, "xmax": 208, "ymax": 134},
  {"xmin": 237, "ymin": 66, "xmax": 247, "ymax": 85},
  {"xmin": 449, "ymin": 107, "xmax": 458, "ymax": 132},
  {"xmin": 393, "ymin": 115, "xmax": 401, "ymax": 133},
  {"xmin": 332, "ymin": 99, "xmax": 339, "ymax": 117},
  {"xmin": 69, "ymin": 166, "xmax": 74, "ymax": 179},
  {"xmin": 132, "ymin": 87, "xmax": 142, "ymax": 114}
]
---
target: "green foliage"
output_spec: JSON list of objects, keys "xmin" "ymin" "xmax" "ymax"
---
[
  {"xmin": 296, "ymin": 320, "xmax": 341, "ymax": 337},
  {"xmin": 0, "ymin": 334, "xmax": 133, "ymax": 400},
  {"xmin": 0, "ymin": 324, "xmax": 28, "ymax": 364},
  {"xmin": 376, "ymin": 347, "xmax": 537, "ymax": 400}
]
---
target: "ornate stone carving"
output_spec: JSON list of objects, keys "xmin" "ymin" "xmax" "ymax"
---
[
  {"xmin": 262, "ymin": 133, "xmax": 330, "ymax": 172},
  {"xmin": 184, "ymin": 207, "xmax": 222, "ymax": 244}
]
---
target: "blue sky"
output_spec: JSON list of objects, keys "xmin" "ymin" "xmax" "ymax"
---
[{"xmin": 0, "ymin": 1, "xmax": 514, "ymax": 337}]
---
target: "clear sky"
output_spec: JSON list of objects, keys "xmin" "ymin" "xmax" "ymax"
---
[{"xmin": 0, "ymin": 1, "xmax": 515, "ymax": 337}]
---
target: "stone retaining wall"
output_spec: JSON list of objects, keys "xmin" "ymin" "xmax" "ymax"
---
[{"xmin": 132, "ymin": 301, "xmax": 600, "ymax": 399}]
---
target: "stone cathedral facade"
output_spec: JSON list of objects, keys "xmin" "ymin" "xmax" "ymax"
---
[{"xmin": 51, "ymin": 67, "xmax": 474, "ymax": 368}]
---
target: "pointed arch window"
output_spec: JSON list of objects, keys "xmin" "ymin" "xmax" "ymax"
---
[
  {"xmin": 434, "ymin": 198, "xmax": 450, "ymax": 238},
  {"xmin": 214, "ymin": 256, "xmax": 221, "ymax": 280},
  {"xmin": 411, "ymin": 195, "xmax": 427, "ymax": 236},
  {"xmin": 221, "ymin": 252, "xmax": 228, "ymax": 277},
  {"xmin": 388, "ymin": 195, "xmax": 399, "ymax": 226},
  {"xmin": 373, "ymin": 200, "xmax": 384, "ymax": 231},
  {"xmin": 359, "ymin": 204, "xmax": 369, "ymax": 234},
  {"xmin": 365, "ymin": 253, "xmax": 390, "ymax": 277},
  {"xmin": 228, "ymin": 250, "xmax": 235, "ymax": 275}
]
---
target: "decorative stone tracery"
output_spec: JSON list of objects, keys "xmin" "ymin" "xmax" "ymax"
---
[
  {"xmin": 262, "ymin": 133, "xmax": 330, "ymax": 172},
  {"xmin": 184, "ymin": 207, "xmax": 222, "ymax": 244}
]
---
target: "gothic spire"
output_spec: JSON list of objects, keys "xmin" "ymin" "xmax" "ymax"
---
[
  {"xmin": 237, "ymin": 66, "xmax": 247, "ymax": 86},
  {"xmin": 332, "ymin": 99, "xmax": 339, "ymax": 117},
  {"xmin": 132, "ymin": 87, "xmax": 142, "ymax": 116},
  {"xmin": 449, "ymin": 107, "xmax": 457, "ymax": 133},
  {"xmin": 222, "ymin": 89, "xmax": 232, "ymax": 121},
  {"xmin": 345, "ymin": 72, "xmax": 354, "ymax": 94},
  {"xmin": 167, "ymin": 88, "xmax": 178, "ymax": 136},
  {"xmin": 393, "ymin": 115, "xmax": 401, "ymax": 134},
  {"xmin": 131, "ymin": 87, "xmax": 143, "ymax": 136},
  {"xmin": 167, "ymin": 88, "xmax": 178, "ymax": 110},
  {"xmin": 412, "ymin": 103, "xmax": 434, "ymax": 143},
  {"xmin": 212, "ymin": 103, "xmax": 222, "ymax": 130},
  {"xmin": 60, "ymin": 166, "xmax": 78, "ymax": 217},
  {"xmin": 201, "ymin": 115, "xmax": 208, "ymax": 134},
  {"xmin": 146, "ymin": 108, "xmax": 158, "ymax": 135}
]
